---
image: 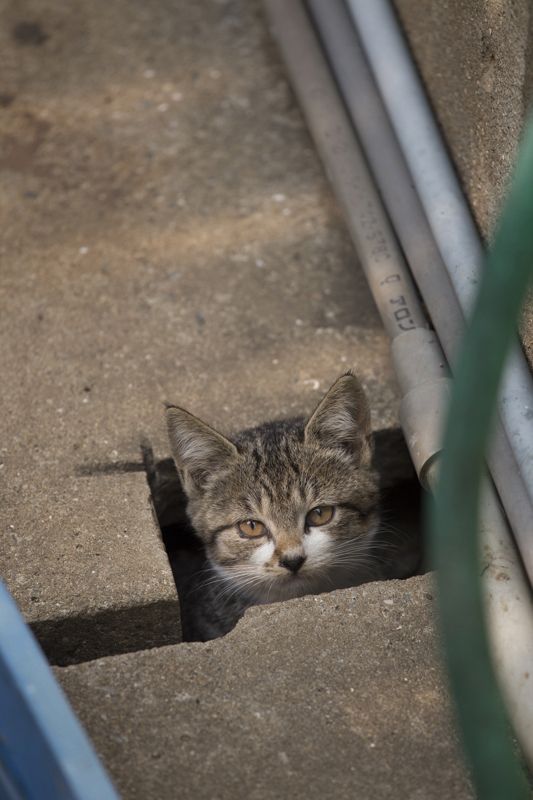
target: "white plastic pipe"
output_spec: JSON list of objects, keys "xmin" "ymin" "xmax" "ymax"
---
[
  {"xmin": 347, "ymin": 0, "xmax": 533, "ymax": 578},
  {"xmin": 307, "ymin": 0, "xmax": 463, "ymax": 358}
]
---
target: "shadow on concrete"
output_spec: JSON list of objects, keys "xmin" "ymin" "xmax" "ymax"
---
[{"xmin": 32, "ymin": 598, "xmax": 182, "ymax": 667}]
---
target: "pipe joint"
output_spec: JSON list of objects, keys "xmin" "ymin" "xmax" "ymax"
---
[{"xmin": 392, "ymin": 329, "xmax": 451, "ymax": 488}]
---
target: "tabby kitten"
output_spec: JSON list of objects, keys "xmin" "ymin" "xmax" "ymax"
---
[{"xmin": 166, "ymin": 372, "xmax": 381, "ymax": 638}]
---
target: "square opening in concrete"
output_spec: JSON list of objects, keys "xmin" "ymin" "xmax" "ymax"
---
[{"xmin": 143, "ymin": 428, "xmax": 426, "ymax": 643}]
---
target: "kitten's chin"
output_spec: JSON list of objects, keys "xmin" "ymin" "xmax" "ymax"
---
[
  {"xmin": 212, "ymin": 560, "xmax": 376, "ymax": 606},
  {"xmin": 240, "ymin": 582, "xmax": 296, "ymax": 604},
  {"xmin": 242, "ymin": 568, "xmax": 369, "ymax": 605},
  {"xmin": 252, "ymin": 576, "xmax": 315, "ymax": 604}
]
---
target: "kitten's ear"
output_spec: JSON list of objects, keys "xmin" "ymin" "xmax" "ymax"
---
[
  {"xmin": 166, "ymin": 405, "xmax": 238, "ymax": 492},
  {"xmin": 304, "ymin": 372, "xmax": 372, "ymax": 465}
]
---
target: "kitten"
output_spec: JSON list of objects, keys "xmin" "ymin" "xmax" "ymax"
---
[{"xmin": 166, "ymin": 372, "xmax": 382, "ymax": 640}]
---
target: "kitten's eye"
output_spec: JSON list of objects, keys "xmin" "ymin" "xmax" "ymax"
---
[
  {"xmin": 306, "ymin": 505, "xmax": 334, "ymax": 527},
  {"xmin": 238, "ymin": 519, "xmax": 266, "ymax": 538}
]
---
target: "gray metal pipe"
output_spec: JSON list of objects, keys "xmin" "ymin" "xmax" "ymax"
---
[
  {"xmin": 262, "ymin": 0, "xmax": 427, "ymax": 341},
  {"xmin": 307, "ymin": 0, "xmax": 462, "ymax": 358},
  {"xmin": 347, "ymin": 0, "xmax": 533, "ymax": 578},
  {"xmin": 263, "ymin": 0, "xmax": 533, "ymax": 769}
]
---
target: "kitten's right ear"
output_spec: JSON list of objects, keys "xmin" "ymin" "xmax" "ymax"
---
[{"xmin": 166, "ymin": 405, "xmax": 238, "ymax": 493}]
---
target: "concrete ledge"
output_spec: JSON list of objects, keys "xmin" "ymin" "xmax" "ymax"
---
[
  {"xmin": 1, "ymin": 472, "xmax": 181, "ymax": 663},
  {"xmin": 57, "ymin": 574, "xmax": 473, "ymax": 800}
]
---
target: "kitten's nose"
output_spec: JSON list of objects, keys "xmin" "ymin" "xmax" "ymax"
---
[{"xmin": 279, "ymin": 554, "xmax": 306, "ymax": 573}]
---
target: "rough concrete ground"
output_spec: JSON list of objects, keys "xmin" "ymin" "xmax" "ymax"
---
[
  {"xmin": 393, "ymin": 0, "xmax": 533, "ymax": 366},
  {"xmin": 6, "ymin": 470, "xmax": 181, "ymax": 664},
  {"xmin": 0, "ymin": 0, "xmax": 400, "ymax": 660},
  {"xmin": 57, "ymin": 574, "xmax": 473, "ymax": 800},
  {"xmin": 2, "ymin": 0, "xmax": 506, "ymax": 796}
]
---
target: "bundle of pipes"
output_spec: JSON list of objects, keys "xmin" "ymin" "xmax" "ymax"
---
[{"xmin": 263, "ymin": 0, "xmax": 533, "ymax": 773}]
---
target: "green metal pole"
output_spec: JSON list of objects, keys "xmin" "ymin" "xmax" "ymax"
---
[{"xmin": 431, "ymin": 120, "xmax": 533, "ymax": 797}]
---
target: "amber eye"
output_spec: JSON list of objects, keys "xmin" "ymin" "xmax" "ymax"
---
[
  {"xmin": 305, "ymin": 505, "xmax": 334, "ymax": 527},
  {"xmin": 238, "ymin": 519, "xmax": 267, "ymax": 538}
]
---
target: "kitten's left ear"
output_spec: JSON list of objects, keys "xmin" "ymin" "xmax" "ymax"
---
[
  {"xmin": 304, "ymin": 372, "xmax": 372, "ymax": 465},
  {"xmin": 166, "ymin": 405, "xmax": 239, "ymax": 493}
]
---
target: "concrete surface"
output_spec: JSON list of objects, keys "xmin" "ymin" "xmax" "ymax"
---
[
  {"xmin": 1, "ymin": 1, "xmax": 520, "ymax": 795},
  {"xmin": 4, "ymin": 469, "xmax": 181, "ymax": 664},
  {"xmin": 393, "ymin": 0, "xmax": 533, "ymax": 365},
  {"xmin": 57, "ymin": 574, "xmax": 473, "ymax": 800},
  {"xmin": 0, "ymin": 0, "xmax": 401, "ymax": 662}
]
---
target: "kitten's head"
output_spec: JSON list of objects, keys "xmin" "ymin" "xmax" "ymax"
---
[{"xmin": 166, "ymin": 373, "xmax": 379, "ymax": 603}]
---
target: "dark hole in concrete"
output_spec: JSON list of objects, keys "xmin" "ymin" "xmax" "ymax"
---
[
  {"xmin": 143, "ymin": 428, "xmax": 426, "ymax": 643},
  {"xmin": 141, "ymin": 443, "xmax": 212, "ymax": 643},
  {"xmin": 372, "ymin": 428, "xmax": 427, "ymax": 580}
]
